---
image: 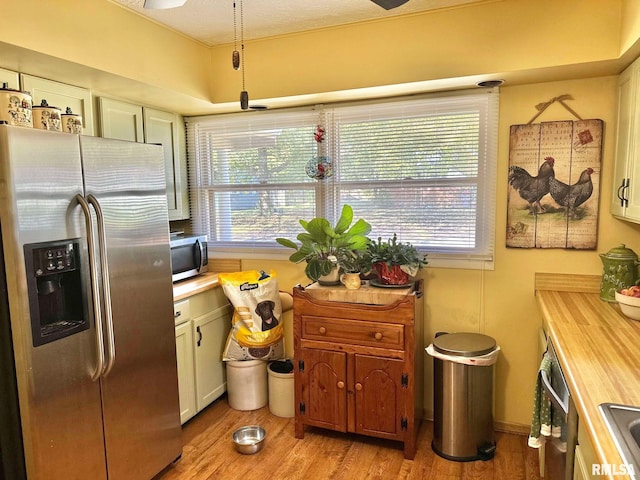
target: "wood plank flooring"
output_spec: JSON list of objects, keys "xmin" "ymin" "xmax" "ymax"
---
[{"xmin": 156, "ymin": 396, "xmax": 541, "ymax": 480}]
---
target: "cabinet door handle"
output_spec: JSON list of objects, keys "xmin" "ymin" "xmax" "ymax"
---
[
  {"xmin": 337, "ymin": 381, "xmax": 345, "ymax": 389},
  {"xmin": 619, "ymin": 178, "xmax": 630, "ymax": 207},
  {"xmin": 318, "ymin": 326, "xmax": 327, "ymax": 335},
  {"xmin": 624, "ymin": 178, "xmax": 630, "ymax": 208},
  {"xmin": 174, "ymin": 310, "xmax": 181, "ymax": 318},
  {"xmin": 617, "ymin": 179, "xmax": 625, "ymax": 204},
  {"xmin": 196, "ymin": 326, "xmax": 202, "ymax": 347},
  {"xmin": 355, "ymin": 383, "xmax": 362, "ymax": 391},
  {"xmin": 374, "ymin": 332, "xmax": 383, "ymax": 340}
]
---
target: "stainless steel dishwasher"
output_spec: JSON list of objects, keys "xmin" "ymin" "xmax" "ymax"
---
[{"xmin": 541, "ymin": 339, "xmax": 579, "ymax": 480}]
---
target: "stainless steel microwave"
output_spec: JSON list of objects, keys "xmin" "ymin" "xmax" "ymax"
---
[{"xmin": 170, "ymin": 234, "xmax": 208, "ymax": 282}]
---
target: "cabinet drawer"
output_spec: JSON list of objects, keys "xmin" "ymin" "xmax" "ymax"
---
[
  {"xmin": 302, "ymin": 316, "xmax": 404, "ymax": 349},
  {"xmin": 174, "ymin": 299, "xmax": 191, "ymax": 326}
]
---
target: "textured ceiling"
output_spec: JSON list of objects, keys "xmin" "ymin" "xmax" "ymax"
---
[{"xmin": 112, "ymin": 0, "xmax": 485, "ymax": 46}]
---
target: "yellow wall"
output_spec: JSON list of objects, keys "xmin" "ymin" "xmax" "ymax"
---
[
  {"xmin": 0, "ymin": 0, "xmax": 211, "ymax": 102},
  {"xmin": 2, "ymin": 0, "xmax": 640, "ymax": 430},
  {"xmin": 622, "ymin": 0, "xmax": 640, "ymax": 54},
  {"xmin": 209, "ymin": 0, "xmax": 622, "ymax": 104}
]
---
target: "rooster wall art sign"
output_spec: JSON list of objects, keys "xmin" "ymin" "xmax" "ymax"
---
[{"xmin": 506, "ymin": 119, "xmax": 603, "ymax": 249}]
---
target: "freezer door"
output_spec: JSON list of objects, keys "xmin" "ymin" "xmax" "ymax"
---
[
  {"xmin": 79, "ymin": 136, "xmax": 182, "ymax": 480},
  {"xmin": 0, "ymin": 126, "xmax": 107, "ymax": 480}
]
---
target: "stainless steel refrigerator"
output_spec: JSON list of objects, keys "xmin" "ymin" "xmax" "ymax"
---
[{"xmin": 0, "ymin": 125, "xmax": 182, "ymax": 480}]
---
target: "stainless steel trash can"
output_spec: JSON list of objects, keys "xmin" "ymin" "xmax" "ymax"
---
[{"xmin": 428, "ymin": 332, "xmax": 498, "ymax": 462}]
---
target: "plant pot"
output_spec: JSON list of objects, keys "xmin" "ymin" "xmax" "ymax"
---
[
  {"xmin": 340, "ymin": 272, "xmax": 361, "ymax": 290},
  {"xmin": 318, "ymin": 265, "xmax": 340, "ymax": 286},
  {"xmin": 372, "ymin": 262, "xmax": 410, "ymax": 285}
]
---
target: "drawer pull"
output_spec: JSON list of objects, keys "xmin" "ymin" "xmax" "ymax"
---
[
  {"xmin": 174, "ymin": 310, "xmax": 181, "ymax": 318},
  {"xmin": 355, "ymin": 383, "xmax": 363, "ymax": 391},
  {"xmin": 318, "ymin": 326, "xmax": 327, "ymax": 335},
  {"xmin": 337, "ymin": 381, "xmax": 345, "ymax": 389},
  {"xmin": 374, "ymin": 332, "xmax": 383, "ymax": 340}
]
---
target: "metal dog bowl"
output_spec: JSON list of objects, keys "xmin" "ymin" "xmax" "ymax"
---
[{"xmin": 232, "ymin": 425, "xmax": 266, "ymax": 454}]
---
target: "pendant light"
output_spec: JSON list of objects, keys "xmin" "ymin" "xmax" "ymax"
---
[{"xmin": 232, "ymin": 0, "xmax": 249, "ymax": 110}]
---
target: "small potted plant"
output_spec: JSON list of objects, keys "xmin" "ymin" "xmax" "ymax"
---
[
  {"xmin": 367, "ymin": 234, "xmax": 427, "ymax": 286},
  {"xmin": 276, "ymin": 205, "xmax": 371, "ymax": 285}
]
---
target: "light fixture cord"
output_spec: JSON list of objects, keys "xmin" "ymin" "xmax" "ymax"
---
[
  {"xmin": 240, "ymin": 0, "xmax": 245, "ymax": 91},
  {"xmin": 233, "ymin": 1, "xmax": 238, "ymax": 53}
]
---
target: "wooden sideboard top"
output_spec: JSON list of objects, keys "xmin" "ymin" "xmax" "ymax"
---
[{"xmin": 302, "ymin": 281, "xmax": 418, "ymax": 305}]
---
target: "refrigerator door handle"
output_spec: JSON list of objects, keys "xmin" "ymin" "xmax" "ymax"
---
[
  {"xmin": 75, "ymin": 194, "xmax": 106, "ymax": 381},
  {"xmin": 87, "ymin": 194, "xmax": 116, "ymax": 377}
]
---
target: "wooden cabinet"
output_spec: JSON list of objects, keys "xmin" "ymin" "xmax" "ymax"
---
[
  {"xmin": 612, "ymin": 56, "xmax": 640, "ymax": 222},
  {"xmin": 174, "ymin": 287, "xmax": 231, "ymax": 424},
  {"xmin": 293, "ymin": 282, "xmax": 423, "ymax": 459},
  {"xmin": 99, "ymin": 97, "xmax": 189, "ymax": 220},
  {"xmin": 21, "ymin": 74, "xmax": 94, "ymax": 135}
]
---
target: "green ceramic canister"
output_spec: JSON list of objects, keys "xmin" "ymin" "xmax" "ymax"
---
[{"xmin": 600, "ymin": 244, "xmax": 640, "ymax": 302}]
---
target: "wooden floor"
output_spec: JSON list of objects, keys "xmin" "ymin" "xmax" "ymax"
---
[{"xmin": 156, "ymin": 396, "xmax": 541, "ymax": 480}]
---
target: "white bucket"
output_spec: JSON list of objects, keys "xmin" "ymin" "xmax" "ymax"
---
[
  {"xmin": 268, "ymin": 360, "xmax": 294, "ymax": 418},
  {"xmin": 226, "ymin": 360, "xmax": 268, "ymax": 411}
]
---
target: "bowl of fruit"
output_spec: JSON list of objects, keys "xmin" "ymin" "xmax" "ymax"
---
[{"xmin": 615, "ymin": 286, "xmax": 640, "ymax": 320}]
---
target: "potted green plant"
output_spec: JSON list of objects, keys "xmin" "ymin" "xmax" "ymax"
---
[
  {"xmin": 367, "ymin": 234, "xmax": 428, "ymax": 286},
  {"xmin": 276, "ymin": 204, "xmax": 371, "ymax": 285},
  {"xmin": 336, "ymin": 249, "xmax": 369, "ymax": 274}
]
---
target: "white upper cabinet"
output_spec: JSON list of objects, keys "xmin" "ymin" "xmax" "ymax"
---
[
  {"xmin": 0, "ymin": 68, "xmax": 20, "ymax": 90},
  {"xmin": 99, "ymin": 97, "xmax": 144, "ymax": 142},
  {"xmin": 144, "ymin": 107, "xmax": 189, "ymax": 220},
  {"xmin": 21, "ymin": 74, "xmax": 94, "ymax": 135},
  {"xmin": 99, "ymin": 97, "xmax": 189, "ymax": 220},
  {"xmin": 612, "ymin": 57, "xmax": 640, "ymax": 222}
]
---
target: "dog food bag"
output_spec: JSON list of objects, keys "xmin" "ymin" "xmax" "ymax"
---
[{"xmin": 220, "ymin": 270, "xmax": 285, "ymax": 361}]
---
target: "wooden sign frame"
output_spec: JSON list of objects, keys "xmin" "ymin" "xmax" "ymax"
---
[{"xmin": 506, "ymin": 119, "xmax": 603, "ymax": 249}]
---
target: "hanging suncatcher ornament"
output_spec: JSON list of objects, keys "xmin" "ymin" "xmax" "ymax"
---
[{"xmin": 306, "ymin": 124, "xmax": 333, "ymax": 180}]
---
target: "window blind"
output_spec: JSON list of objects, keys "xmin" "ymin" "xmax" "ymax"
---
[
  {"xmin": 186, "ymin": 89, "xmax": 498, "ymax": 264},
  {"xmin": 186, "ymin": 109, "xmax": 321, "ymax": 249}
]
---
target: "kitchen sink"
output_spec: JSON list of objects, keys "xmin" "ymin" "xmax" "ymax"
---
[{"xmin": 599, "ymin": 403, "xmax": 640, "ymax": 477}]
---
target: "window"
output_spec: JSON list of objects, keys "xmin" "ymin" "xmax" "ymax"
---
[{"xmin": 186, "ymin": 89, "xmax": 498, "ymax": 268}]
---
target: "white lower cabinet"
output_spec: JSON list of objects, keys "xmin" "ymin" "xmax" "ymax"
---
[
  {"xmin": 574, "ymin": 423, "xmax": 598, "ymax": 480},
  {"xmin": 174, "ymin": 287, "xmax": 232, "ymax": 424},
  {"xmin": 193, "ymin": 306, "xmax": 230, "ymax": 411},
  {"xmin": 175, "ymin": 318, "xmax": 196, "ymax": 424}
]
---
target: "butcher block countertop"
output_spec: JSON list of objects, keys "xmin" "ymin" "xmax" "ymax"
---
[
  {"xmin": 173, "ymin": 272, "xmax": 220, "ymax": 301},
  {"xmin": 535, "ymin": 273, "xmax": 640, "ymax": 479}
]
